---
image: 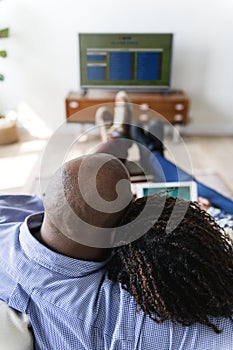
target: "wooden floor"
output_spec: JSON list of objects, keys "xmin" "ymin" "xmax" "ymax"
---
[{"xmin": 0, "ymin": 131, "xmax": 233, "ymax": 196}]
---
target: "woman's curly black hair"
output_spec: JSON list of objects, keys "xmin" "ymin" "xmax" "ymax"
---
[{"xmin": 107, "ymin": 195, "xmax": 233, "ymax": 333}]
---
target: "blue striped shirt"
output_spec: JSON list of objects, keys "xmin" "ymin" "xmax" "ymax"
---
[{"xmin": 0, "ymin": 195, "xmax": 232, "ymax": 350}]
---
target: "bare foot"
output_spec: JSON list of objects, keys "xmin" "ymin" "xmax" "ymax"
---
[{"xmin": 198, "ymin": 197, "xmax": 212, "ymax": 211}]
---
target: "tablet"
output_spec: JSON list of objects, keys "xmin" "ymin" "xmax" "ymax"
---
[{"xmin": 133, "ymin": 181, "xmax": 198, "ymax": 201}]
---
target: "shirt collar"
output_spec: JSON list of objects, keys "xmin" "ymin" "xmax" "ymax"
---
[{"xmin": 19, "ymin": 213, "xmax": 109, "ymax": 278}]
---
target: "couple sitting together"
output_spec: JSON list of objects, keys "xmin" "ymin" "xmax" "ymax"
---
[{"xmin": 0, "ymin": 91, "xmax": 232, "ymax": 350}]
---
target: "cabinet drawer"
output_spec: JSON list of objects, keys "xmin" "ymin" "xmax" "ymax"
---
[{"xmin": 66, "ymin": 92, "xmax": 190, "ymax": 125}]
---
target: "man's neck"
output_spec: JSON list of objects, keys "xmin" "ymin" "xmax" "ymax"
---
[{"xmin": 33, "ymin": 215, "xmax": 110, "ymax": 262}]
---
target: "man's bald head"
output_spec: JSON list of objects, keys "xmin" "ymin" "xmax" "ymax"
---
[
  {"xmin": 43, "ymin": 154, "xmax": 132, "ymax": 246},
  {"xmin": 62, "ymin": 154, "xmax": 132, "ymax": 226}
]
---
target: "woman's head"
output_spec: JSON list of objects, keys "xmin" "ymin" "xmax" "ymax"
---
[{"xmin": 107, "ymin": 195, "xmax": 233, "ymax": 333}]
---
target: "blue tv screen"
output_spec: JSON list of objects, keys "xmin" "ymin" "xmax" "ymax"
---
[{"xmin": 79, "ymin": 33, "xmax": 173, "ymax": 91}]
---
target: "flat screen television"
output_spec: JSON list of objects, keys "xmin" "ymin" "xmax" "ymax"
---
[{"xmin": 78, "ymin": 33, "xmax": 173, "ymax": 92}]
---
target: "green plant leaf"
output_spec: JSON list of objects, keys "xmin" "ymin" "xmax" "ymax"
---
[
  {"xmin": 0, "ymin": 50, "xmax": 7, "ymax": 58},
  {"xmin": 0, "ymin": 28, "xmax": 9, "ymax": 38},
  {"xmin": 0, "ymin": 73, "xmax": 4, "ymax": 81}
]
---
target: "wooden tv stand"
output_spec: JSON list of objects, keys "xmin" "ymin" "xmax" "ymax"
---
[{"xmin": 65, "ymin": 90, "xmax": 190, "ymax": 125}]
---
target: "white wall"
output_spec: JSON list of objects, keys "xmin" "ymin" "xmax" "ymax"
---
[{"xmin": 1, "ymin": 0, "xmax": 233, "ymax": 134}]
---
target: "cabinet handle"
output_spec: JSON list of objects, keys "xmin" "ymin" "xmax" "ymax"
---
[
  {"xmin": 174, "ymin": 114, "xmax": 183, "ymax": 121},
  {"xmin": 140, "ymin": 103, "xmax": 149, "ymax": 111},
  {"xmin": 69, "ymin": 101, "xmax": 79, "ymax": 109},
  {"xmin": 175, "ymin": 103, "xmax": 184, "ymax": 111},
  {"xmin": 139, "ymin": 114, "xmax": 149, "ymax": 122}
]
